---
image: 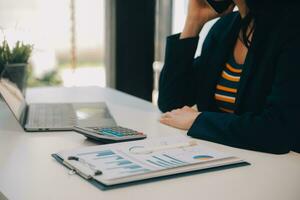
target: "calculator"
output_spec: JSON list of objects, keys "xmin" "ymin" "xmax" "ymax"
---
[{"xmin": 73, "ymin": 126, "xmax": 147, "ymax": 143}]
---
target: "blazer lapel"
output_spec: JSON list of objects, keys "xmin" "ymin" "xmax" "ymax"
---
[
  {"xmin": 235, "ymin": 25, "xmax": 263, "ymax": 113},
  {"xmin": 205, "ymin": 14, "xmax": 242, "ymax": 109}
]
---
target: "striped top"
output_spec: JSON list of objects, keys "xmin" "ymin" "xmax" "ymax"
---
[{"xmin": 214, "ymin": 54, "xmax": 244, "ymax": 113}]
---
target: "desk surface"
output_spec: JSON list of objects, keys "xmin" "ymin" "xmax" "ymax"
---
[{"xmin": 0, "ymin": 86, "xmax": 299, "ymax": 200}]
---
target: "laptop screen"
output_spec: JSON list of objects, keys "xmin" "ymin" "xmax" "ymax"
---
[{"xmin": 0, "ymin": 78, "xmax": 27, "ymax": 123}]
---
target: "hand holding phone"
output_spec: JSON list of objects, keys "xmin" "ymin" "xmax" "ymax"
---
[{"xmin": 181, "ymin": 0, "xmax": 234, "ymax": 39}]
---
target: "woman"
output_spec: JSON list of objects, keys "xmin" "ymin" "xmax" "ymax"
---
[{"xmin": 158, "ymin": 0, "xmax": 300, "ymax": 154}]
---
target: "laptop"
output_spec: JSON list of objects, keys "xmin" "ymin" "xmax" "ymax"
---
[{"xmin": 0, "ymin": 78, "xmax": 117, "ymax": 132}]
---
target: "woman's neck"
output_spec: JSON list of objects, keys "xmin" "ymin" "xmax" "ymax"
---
[{"xmin": 234, "ymin": 0, "xmax": 249, "ymax": 18}]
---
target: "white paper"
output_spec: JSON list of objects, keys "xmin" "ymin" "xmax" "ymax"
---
[{"xmin": 58, "ymin": 136, "xmax": 233, "ymax": 181}]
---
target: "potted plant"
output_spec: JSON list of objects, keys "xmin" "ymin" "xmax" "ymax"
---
[{"xmin": 0, "ymin": 39, "xmax": 33, "ymax": 94}]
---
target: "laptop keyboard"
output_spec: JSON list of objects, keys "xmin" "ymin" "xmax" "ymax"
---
[{"xmin": 27, "ymin": 103, "xmax": 76, "ymax": 128}]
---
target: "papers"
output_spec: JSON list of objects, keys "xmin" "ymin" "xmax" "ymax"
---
[{"xmin": 57, "ymin": 136, "xmax": 237, "ymax": 182}]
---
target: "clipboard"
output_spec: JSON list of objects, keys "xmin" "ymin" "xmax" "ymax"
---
[
  {"xmin": 51, "ymin": 154, "xmax": 249, "ymax": 191},
  {"xmin": 51, "ymin": 154, "xmax": 250, "ymax": 191}
]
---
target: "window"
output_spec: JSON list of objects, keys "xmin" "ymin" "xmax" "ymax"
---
[{"xmin": 0, "ymin": 0, "xmax": 106, "ymax": 88}]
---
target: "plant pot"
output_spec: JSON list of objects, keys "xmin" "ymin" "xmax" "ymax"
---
[{"xmin": 2, "ymin": 63, "xmax": 28, "ymax": 95}]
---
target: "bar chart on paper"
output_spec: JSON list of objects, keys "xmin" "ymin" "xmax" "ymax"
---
[
  {"xmin": 124, "ymin": 142, "xmax": 222, "ymax": 170},
  {"xmin": 76, "ymin": 149, "xmax": 151, "ymax": 179},
  {"xmin": 55, "ymin": 136, "xmax": 244, "ymax": 185}
]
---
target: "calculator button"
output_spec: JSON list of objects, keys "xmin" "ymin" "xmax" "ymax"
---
[
  {"xmin": 107, "ymin": 131, "xmax": 122, "ymax": 137},
  {"xmin": 101, "ymin": 131, "xmax": 115, "ymax": 137}
]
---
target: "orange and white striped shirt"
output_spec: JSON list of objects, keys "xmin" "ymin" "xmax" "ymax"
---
[{"xmin": 215, "ymin": 56, "xmax": 243, "ymax": 114}]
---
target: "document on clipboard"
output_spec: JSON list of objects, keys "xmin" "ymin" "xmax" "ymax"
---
[{"xmin": 52, "ymin": 136, "xmax": 249, "ymax": 188}]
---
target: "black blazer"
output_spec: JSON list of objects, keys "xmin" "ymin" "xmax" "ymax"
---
[{"xmin": 158, "ymin": 11, "xmax": 300, "ymax": 154}]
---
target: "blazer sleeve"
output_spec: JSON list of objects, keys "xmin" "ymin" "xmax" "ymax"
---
[
  {"xmin": 158, "ymin": 14, "xmax": 235, "ymax": 112},
  {"xmin": 187, "ymin": 35, "xmax": 300, "ymax": 154},
  {"xmin": 157, "ymin": 33, "xmax": 200, "ymax": 112}
]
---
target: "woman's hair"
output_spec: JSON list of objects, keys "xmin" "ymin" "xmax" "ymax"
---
[{"xmin": 241, "ymin": 1, "xmax": 286, "ymax": 48}]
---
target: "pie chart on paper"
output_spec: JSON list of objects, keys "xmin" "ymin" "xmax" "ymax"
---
[{"xmin": 193, "ymin": 155, "xmax": 214, "ymax": 161}]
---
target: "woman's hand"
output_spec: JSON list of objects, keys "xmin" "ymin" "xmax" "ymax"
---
[
  {"xmin": 160, "ymin": 106, "xmax": 201, "ymax": 130},
  {"xmin": 181, "ymin": 0, "xmax": 235, "ymax": 39}
]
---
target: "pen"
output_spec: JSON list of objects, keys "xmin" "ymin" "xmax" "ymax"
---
[{"xmin": 130, "ymin": 140, "xmax": 198, "ymax": 154}]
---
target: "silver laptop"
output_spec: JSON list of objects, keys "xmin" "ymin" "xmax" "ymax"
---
[{"xmin": 0, "ymin": 78, "xmax": 117, "ymax": 132}]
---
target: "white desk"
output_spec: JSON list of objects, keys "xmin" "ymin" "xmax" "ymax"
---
[{"xmin": 0, "ymin": 86, "xmax": 299, "ymax": 200}]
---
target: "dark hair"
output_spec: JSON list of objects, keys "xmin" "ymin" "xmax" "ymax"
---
[{"xmin": 241, "ymin": 1, "xmax": 285, "ymax": 48}]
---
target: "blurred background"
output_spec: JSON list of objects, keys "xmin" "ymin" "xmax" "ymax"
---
[
  {"xmin": 0, "ymin": 0, "xmax": 218, "ymax": 103},
  {"xmin": 0, "ymin": 0, "xmax": 105, "ymax": 87}
]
